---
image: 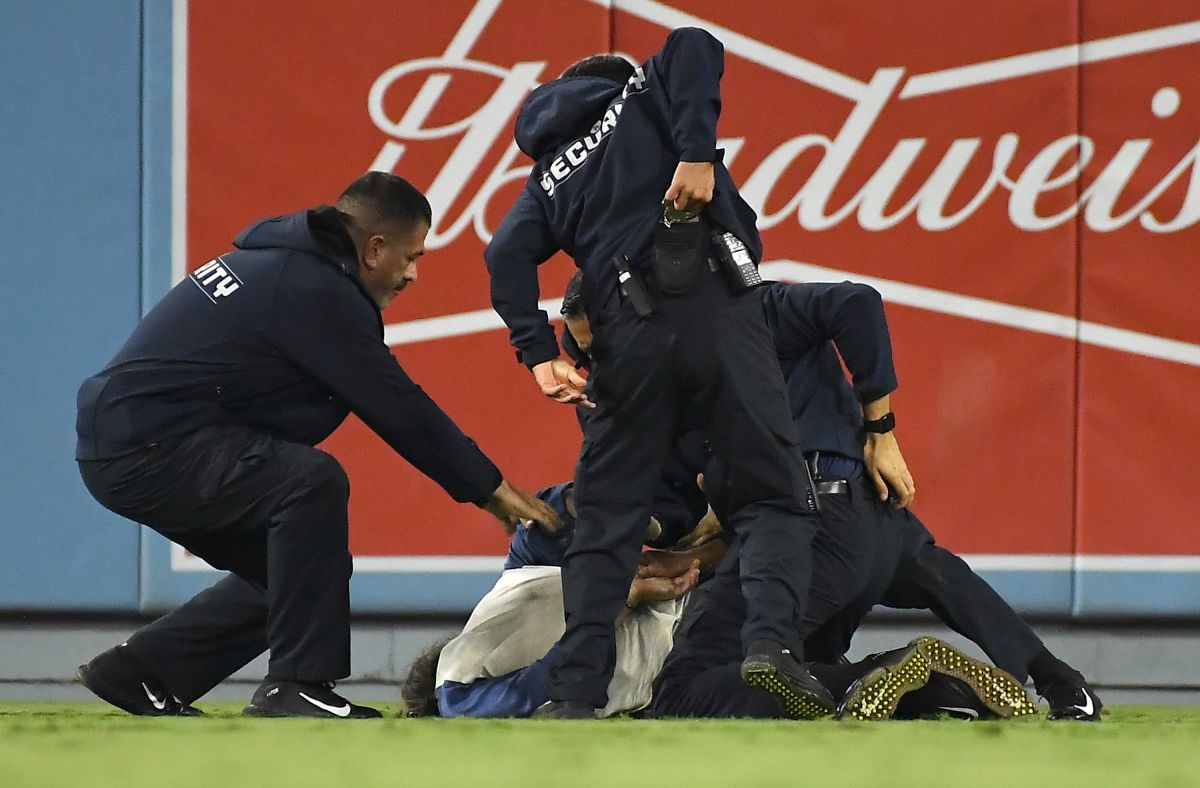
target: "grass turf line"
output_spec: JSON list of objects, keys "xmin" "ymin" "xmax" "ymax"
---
[{"xmin": 1, "ymin": 703, "xmax": 1197, "ymax": 787}]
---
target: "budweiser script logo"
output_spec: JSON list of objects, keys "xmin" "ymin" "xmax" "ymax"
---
[{"xmin": 365, "ymin": 32, "xmax": 1198, "ymax": 249}]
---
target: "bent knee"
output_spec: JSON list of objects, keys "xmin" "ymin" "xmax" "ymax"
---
[{"xmin": 298, "ymin": 451, "xmax": 350, "ymax": 500}]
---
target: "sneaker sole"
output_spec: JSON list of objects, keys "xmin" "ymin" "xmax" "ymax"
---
[
  {"xmin": 1046, "ymin": 706, "xmax": 1102, "ymax": 722},
  {"xmin": 912, "ymin": 637, "xmax": 1039, "ymax": 719},
  {"xmin": 741, "ymin": 659, "xmax": 834, "ymax": 720},
  {"xmin": 242, "ymin": 703, "xmax": 383, "ymax": 719},
  {"xmin": 840, "ymin": 645, "xmax": 931, "ymax": 721}
]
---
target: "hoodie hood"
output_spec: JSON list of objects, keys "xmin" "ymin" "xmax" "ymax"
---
[
  {"xmin": 233, "ymin": 207, "xmax": 358, "ymax": 275},
  {"xmin": 235, "ymin": 210, "xmax": 323, "ymax": 255},
  {"xmin": 515, "ymin": 77, "xmax": 624, "ymax": 160}
]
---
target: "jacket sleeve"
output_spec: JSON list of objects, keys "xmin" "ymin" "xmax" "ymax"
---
[
  {"xmin": 486, "ymin": 188, "xmax": 562, "ymax": 368},
  {"xmin": 762, "ymin": 282, "xmax": 899, "ymax": 404},
  {"xmin": 655, "ymin": 27, "xmax": 724, "ymax": 162},
  {"xmin": 270, "ymin": 273, "xmax": 503, "ymax": 505}
]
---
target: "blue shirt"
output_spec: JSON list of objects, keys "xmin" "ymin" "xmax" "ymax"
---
[{"xmin": 504, "ymin": 482, "xmax": 575, "ymax": 570}]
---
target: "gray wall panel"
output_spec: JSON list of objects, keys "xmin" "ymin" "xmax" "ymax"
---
[{"xmin": 0, "ymin": 1, "xmax": 145, "ymax": 610}]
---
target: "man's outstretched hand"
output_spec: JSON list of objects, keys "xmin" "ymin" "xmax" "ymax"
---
[
  {"xmin": 483, "ymin": 480, "xmax": 563, "ymax": 535},
  {"xmin": 531, "ymin": 359, "xmax": 594, "ymax": 409}
]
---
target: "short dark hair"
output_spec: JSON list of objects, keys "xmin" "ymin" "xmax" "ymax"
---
[
  {"xmin": 336, "ymin": 172, "xmax": 432, "ymax": 239},
  {"xmin": 561, "ymin": 270, "xmax": 586, "ymax": 318},
  {"xmin": 561, "ymin": 54, "xmax": 635, "ymax": 84},
  {"xmin": 400, "ymin": 638, "xmax": 451, "ymax": 718}
]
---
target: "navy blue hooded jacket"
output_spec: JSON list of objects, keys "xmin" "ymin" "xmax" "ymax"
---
[
  {"xmin": 487, "ymin": 27, "xmax": 762, "ymax": 367},
  {"xmin": 76, "ymin": 207, "xmax": 502, "ymax": 505}
]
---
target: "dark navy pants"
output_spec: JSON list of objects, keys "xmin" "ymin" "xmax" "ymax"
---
[
  {"xmin": 78, "ymin": 425, "xmax": 352, "ymax": 701},
  {"xmin": 798, "ymin": 482, "xmax": 1046, "ymax": 681},
  {"xmin": 654, "ymin": 481, "xmax": 1047, "ymax": 717},
  {"xmin": 547, "ymin": 268, "xmax": 820, "ymax": 708},
  {"xmin": 653, "ymin": 481, "xmax": 889, "ymax": 717}
]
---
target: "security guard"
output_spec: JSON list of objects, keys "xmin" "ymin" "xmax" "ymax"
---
[
  {"xmin": 76, "ymin": 172, "xmax": 559, "ymax": 718},
  {"xmin": 563, "ymin": 274, "xmax": 1102, "ymax": 721},
  {"xmin": 487, "ymin": 29, "xmax": 829, "ymax": 718},
  {"xmin": 755, "ymin": 280, "xmax": 1100, "ymax": 720}
]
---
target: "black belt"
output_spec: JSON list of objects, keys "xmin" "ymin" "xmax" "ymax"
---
[{"xmin": 814, "ymin": 480, "xmax": 850, "ymax": 496}]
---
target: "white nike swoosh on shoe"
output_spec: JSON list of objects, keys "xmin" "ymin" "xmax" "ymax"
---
[
  {"xmin": 938, "ymin": 706, "xmax": 979, "ymax": 719},
  {"xmin": 141, "ymin": 682, "xmax": 166, "ymax": 711},
  {"xmin": 1073, "ymin": 689, "xmax": 1095, "ymax": 716},
  {"xmin": 298, "ymin": 692, "xmax": 351, "ymax": 717}
]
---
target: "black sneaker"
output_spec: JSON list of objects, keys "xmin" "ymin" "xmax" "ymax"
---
[
  {"xmin": 913, "ymin": 636, "xmax": 1038, "ymax": 719},
  {"xmin": 1043, "ymin": 680, "xmax": 1103, "ymax": 721},
  {"xmin": 531, "ymin": 700, "xmax": 595, "ymax": 719},
  {"xmin": 837, "ymin": 642, "xmax": 931, "ymax": 721},
  {"xmin": 741, "ymin": 645, "xmax": 836, "ymax": 720},
  {"xmin": 77, "ymin": 644, "xmax": 203, "ymax": 717},
  {"xmin": 242, "ymin": 679, "xmax": 382, "ymax": 719}
]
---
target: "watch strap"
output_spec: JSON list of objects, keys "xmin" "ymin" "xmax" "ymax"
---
[{"xmin": 863, "ymin": 411, "xmax": 896, "ymax": 434}]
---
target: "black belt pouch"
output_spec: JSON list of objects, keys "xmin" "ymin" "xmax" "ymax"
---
[{"xmin": 652, "ymin": 221, "xmax": 704, "ymax": 295}]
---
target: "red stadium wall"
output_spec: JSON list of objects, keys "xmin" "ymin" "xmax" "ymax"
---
[{"xmin": 182, "ymin": 1, "xmax": 1199, "ymax": 569}]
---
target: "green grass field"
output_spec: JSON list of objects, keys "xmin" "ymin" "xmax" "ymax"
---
[{"xmin": 3, "ymin": 703, "xmax": 1198, "ymax": 787}]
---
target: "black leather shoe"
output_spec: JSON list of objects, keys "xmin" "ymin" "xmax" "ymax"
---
[
  {"xmin": 838, "ymin": 642, "xmax": 931, "ymax": 721},
  {"xmin": 913, "ymin": 636, "xmax": 1038, "ymax": 719},
  {"xmin": 741, "ymin": 645, "xmax": 836, "ymax": 720},
  {"xmin": 531, "ymin": 700, "xmax": 595, "ymax": 719},
  {"xmin": 1043, "ymin": 680, "xmax": 1103, "ymax": 721},
  {"xmin": 243, "ymin": 679, "xmax": 382, "ymax": 719},
  {"xmin": 77, "ymin": 644, "xmax": 203, "ymax": 717}
]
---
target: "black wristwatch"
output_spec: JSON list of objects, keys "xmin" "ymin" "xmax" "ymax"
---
[{"xmin": 863, "ymin": 412, "xmax": 895, "ymax": 434}]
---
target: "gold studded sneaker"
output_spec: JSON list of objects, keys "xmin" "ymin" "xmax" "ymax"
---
[
  {"xmin": 741, "ymin": 648, "xmax": 836, "ymax": 720},
  {"xmin": 837, "ymin": 643, "xmax": 932, "ymax": 721},
  {"xmin": 912, "ymin": 636, "xmax": 1039, "ymax": 719}
]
